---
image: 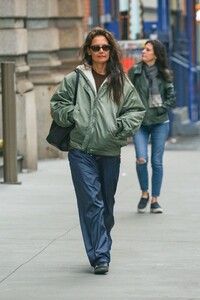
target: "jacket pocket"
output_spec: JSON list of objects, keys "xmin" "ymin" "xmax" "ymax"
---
[
  {"xmin": 110, "ymin": 131, "xmax": 128, "ymax": 147},
  {"xmin": 157, "ymin": 107, "xmax": 167, "ymax": 116}
]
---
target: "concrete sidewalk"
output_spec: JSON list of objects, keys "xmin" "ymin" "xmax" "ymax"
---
[{"xmin": 0, "ymin": 144, "xmax": 200, "ymax": 299}]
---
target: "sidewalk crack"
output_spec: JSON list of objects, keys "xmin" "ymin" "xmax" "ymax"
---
[{"xmin": 0, "ymin": 224, "xmax": 78, "ymax": 284}]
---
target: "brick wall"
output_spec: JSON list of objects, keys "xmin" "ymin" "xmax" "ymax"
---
[{"xmin": 83, "ymin": 0, "xmax": 90, "ymax": 32}]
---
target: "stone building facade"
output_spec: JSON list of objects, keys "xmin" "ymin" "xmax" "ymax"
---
[{"xmin": 0, "ymin": 0, "xmax": 85, "ymax": 171}]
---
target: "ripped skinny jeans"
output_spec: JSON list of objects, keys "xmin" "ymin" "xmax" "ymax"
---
[{"xmin": 133, "ymin": 122, "xmax": 169, "ymax": 197}]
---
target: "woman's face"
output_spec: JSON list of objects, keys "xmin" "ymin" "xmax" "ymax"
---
[
  {"xmin": 88, "ymin": 35, "xmax": 110, "ymax": 66},
  {"xmin": 142, "ymin": 42, "xmax": 157, "ymax": 66}
]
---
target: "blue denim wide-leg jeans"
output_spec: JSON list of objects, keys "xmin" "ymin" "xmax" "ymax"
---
[
  {"xmin": 68, "ymin": 149, "xmax": 120, "ymax": 267},
  {"xmin": 133, "ymin": 122, "xmax": 169, "ymax": 197}
]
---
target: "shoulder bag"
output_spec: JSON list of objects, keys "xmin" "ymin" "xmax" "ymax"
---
[{"xmin": 46, "ymin": 69, "xmax": 79, "ymax": 151}]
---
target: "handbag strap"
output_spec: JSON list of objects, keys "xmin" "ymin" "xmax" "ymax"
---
[{"xmin": 74, "ymin": 69, "xmax": 80, "ymax": 105}]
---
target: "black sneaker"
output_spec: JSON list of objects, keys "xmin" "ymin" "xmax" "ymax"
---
[
  {"xmin": 137, "ymin": 195, "xmax": 149, "ymax": 213},
  {"xmin": 150, "ymin": 202, "xmax": 163, "ymax": 213},
  {"xmin": 94, "ymin": 263, "xmax": 109, "ymax": 275}
]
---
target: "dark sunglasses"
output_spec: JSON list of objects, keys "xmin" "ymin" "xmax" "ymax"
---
[{"xmin": 90, "ymin": 44, "xmax": 111, "ymax": 52}]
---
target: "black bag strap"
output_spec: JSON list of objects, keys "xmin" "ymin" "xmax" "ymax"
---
[{"xmin": 74, "ymin": 69, "xmax": 80, "ymax": 105}]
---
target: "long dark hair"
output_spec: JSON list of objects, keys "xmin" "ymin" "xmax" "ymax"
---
[
  {"xmin": 144, "ymin": 39, "xmax": 172, "ymax": 80},
  {"xmin": 81, "ymin": 27, "xmax": 126, "ymax": 105}
]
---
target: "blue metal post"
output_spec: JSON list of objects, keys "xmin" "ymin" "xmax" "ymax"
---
[
  {"xmin": 104, "ymin": 0, "xmax": 111, "ymax": 18},
  {"xmin": 103, "ymin": 0, "xmax": 120, "ymax": 39},
  {"xmin": 157, "ymin": 0, "xmax": 169, "ymax": 32},
  {"xmin": 157, "ymin": 0, "xmax": 170, "ymax": 55},
  {"xmin": 187, "ymin": 0, "xmax": 196, "ymax": 121},
  {"xmin": 157, "ymin": 0, "xmax": 173, "ymax": 134}
]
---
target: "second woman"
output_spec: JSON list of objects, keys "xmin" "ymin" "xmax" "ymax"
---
[{"xmin": 128, "ymin": 39, "xmax": 176, "ymax": 214}]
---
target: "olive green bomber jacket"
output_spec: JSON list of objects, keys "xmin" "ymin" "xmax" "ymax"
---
[
  {"xmin": 128, "ymin": 62, "xmax": 176, "ymax": 126},
  {"xmin": 50, "ymin": 64, "xmax": 145, "ymax": 156}
]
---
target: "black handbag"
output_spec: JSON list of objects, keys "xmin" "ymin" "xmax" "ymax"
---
[{"xmin": 46, "ymin": 69, "xmax": 79, "ymax": 151}]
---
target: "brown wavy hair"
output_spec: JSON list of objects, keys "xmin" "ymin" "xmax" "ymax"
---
[
  {"xmin": 80, "ymin": 27, "xmax": 126, "ymax": 105},
  {"xmin": 145, "ymin": 39, "xmax": 172, "ymax": 80}
]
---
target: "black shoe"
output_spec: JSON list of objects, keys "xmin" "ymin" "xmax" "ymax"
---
[
  {"xmin": 137, "ymin": 195, "xmax": 149, "ymax": 213},
  {"xmin": 150, "ymin": 202, "xmax": 163, "ymax": 213},
  {"xmin": 94, "ymin": 263, "xmax": 109, "ymax": 275}
]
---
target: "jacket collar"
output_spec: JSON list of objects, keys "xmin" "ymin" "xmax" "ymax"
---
[
  {"xmin": 134, "ymin": 62, "xmax": 143, "ymax": 75},
  {"xmin": 76, "ymin": 64, "xmax": 109, "ymax": 94}
]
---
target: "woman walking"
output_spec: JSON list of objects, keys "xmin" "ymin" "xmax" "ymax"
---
[
  {"xmin": 50, "ymin": 27, "xmax": 145, "ymax": 274},
  {"xmin": 128, "ymin": 39, "xmax": 176, "ymax": 214}
]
